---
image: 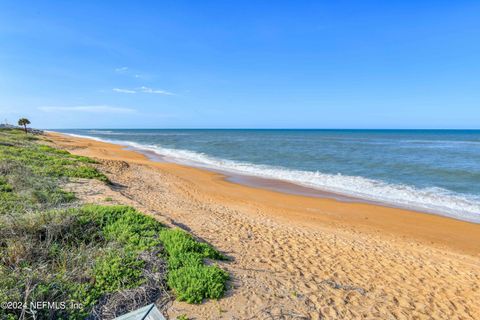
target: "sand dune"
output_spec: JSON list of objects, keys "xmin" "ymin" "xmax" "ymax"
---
[{"xmin": 50, "ymin": 133, "xmax": 480, "ymax": 319}]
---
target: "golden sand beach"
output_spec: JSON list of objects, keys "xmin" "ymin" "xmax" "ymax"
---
[{"xmin": 47, "ymin": 132, "xmax": 480, "ymax": 319}]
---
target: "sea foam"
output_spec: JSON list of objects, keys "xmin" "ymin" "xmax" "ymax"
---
[{"xmin": 61, "ymin": 132, "xmax": 480, "ymax": 223}]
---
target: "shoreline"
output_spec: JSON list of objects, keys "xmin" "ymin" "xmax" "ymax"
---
[
  {"xmin": 47, "ymin": 131, "xmax": 480, "ymax": 256},
  {"xmin": 132, "ymin": 146, "xmax": 371, "ymax": 203},
  {"xmin": 46, "ymin": 131, "xmax": 480, "ymax": 319},
  {"xmin": 50, "ymin": 132, "xmax": 379, "ymax": 207},
  {"xmin": 51, "ymin": 131, "xmax": 480, "ymax": 224}
]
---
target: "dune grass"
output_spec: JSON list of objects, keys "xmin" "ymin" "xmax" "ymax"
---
[{"xmin": 0, "ymin": 129, "xmax": 228, "ymax": 319}]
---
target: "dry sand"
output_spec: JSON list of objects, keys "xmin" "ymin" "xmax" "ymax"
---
[{"xmin": 48, "ymin": 132, "xmax": 480, "ymax": 319}]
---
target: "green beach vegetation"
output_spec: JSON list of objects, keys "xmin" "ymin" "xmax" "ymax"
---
[{"xmin": 0, "ymin": 129, "xmax": 228, "ymax": 319}]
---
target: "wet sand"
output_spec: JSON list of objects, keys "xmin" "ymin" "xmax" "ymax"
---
[{"xmin": 48, "ymin": 132, "xmax": 480, "ymax": 319}]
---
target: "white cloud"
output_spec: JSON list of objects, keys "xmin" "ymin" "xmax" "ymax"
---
[
  {"xmin": 38, "ymin": 105, "xmax": 136, "ymax": 114},
  {"xmin": 115, "ymin": 66, "xmax": 128, "ymax": 73},
  {"xmin": 139, "ymin": 86, "xmax": 174, "ymax": 95},
  {"xmin": 111, "ymin": 86, "xmax": 175, "ymax": 95},
  {"xmin": 113, "ymin": 88, "xmax": 136, "ymax": 94}
]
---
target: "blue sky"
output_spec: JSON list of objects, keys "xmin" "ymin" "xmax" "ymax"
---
[{"xmin": 1, "ymin": 1, "xmax": 479, "ymax": 129}]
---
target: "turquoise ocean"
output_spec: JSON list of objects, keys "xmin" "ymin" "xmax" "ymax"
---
[{"xmin": 56, "ymin": 129, "xmax": 480, "ymax": 223}]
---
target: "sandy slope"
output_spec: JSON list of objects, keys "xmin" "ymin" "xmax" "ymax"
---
[{"xmin": 50, "ymin": 133, "xmax": 480, "ymax": 320}]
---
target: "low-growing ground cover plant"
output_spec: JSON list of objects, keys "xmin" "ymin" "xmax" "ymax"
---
[{"xmin": 0, "ymin": 129, "xmax": 229, "ymax": 319}]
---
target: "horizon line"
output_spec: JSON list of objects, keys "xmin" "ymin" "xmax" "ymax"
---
[{"xmin": 46, "ymin": 128, "xmax": 480, "ymax": 131}]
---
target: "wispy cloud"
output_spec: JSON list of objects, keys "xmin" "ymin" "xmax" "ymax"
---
[
  {"xmin": 114, "ymin": 66, "xmax": 128, "ymax": 73},
  {"xmin": 139, "ymin": 86, "xmax": 174, "ymax": 95},
  {"xmin": 114, "ymin": 66, "xmax": 149, "ymax": 80},
  {"xmin": 113, "ymin": 88, "xmax": 136, "ymax": 94},
  {"xmin": 38, "ymin": 105, "xmax": 136, "ymax": 114},
  {"xmin": 111, "ymin": 86, "xmax": 175, "ymax": 95}
]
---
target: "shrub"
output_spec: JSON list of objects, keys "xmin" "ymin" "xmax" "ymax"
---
[
  {"xmin": 159, "ymin": 229, "xmax": 228, "ymax": 303},
  {"xmin": 81, "ymin": 206, "xmax": 229, "ymax": 304},
  {"xmin": 65, "ymin": 166, "xmax": 109, "ymax": 182},
  {"xmin": 167, "ymin": 264, "xmax": 229, "ymax": 304},
  {"xmin": 0, "ymin": 177, "xmax": 12, "ymax": 192},
  {"xmin": 159, "ymin": 228, "xmax": 226, "ymax": 262},
  {"xmin": 80, "ymin": 205, "xmax": 163, "ymax": 251},
  {"xmin": 93, "ymin": 249, "xmax": 145, "ymax": 293}
]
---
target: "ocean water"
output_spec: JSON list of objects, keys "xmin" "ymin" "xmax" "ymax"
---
[{"xmin": 56, "ymin": 129, "xmax": 480, "ymax": 223}]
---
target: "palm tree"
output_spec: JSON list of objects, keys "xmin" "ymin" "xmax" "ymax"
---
[{"xmin": 18, "ymin": 118, "xmax": 31, "ymax": 134}]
